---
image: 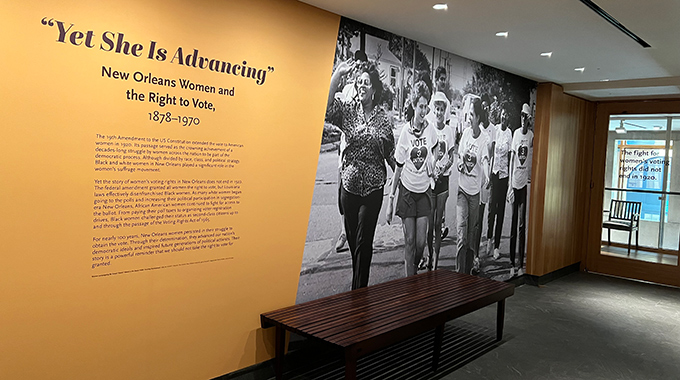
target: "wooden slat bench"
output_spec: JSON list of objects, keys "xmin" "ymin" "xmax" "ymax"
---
[
  {"xmin": 602, "ymin": 199, "xmax": 641, "ymax": 254},
  {"xmin": 260, "ymin": 270, "xmax": 514, "ymax": 379}
]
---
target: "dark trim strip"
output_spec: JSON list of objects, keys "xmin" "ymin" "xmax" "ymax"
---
[
  {"xmin": 524, "ymin": 263, "xmax": 581, "ymax": 286},
  {"xmin": 579, "ymin": 0, "xmax": 651, "ymax": 48},
  {"xmin": 605, "ymin": 187, "xmax": 680, "ymax": 196}
]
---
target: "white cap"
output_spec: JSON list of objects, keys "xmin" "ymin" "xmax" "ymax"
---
[
  {"xmin": 521, "ymin": 103, "xmax": 531, "ymax": 115},
  {"xmin": 430, "ymin": 91, "xmax": 451, "ymax": 122}
]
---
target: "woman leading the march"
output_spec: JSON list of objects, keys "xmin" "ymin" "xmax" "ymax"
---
[{"xmin": 326, "ymin": 59, "xmax": 395, "ymax": 289}]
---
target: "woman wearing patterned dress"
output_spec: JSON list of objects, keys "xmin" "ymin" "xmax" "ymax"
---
[{"xmin": 326, "ymin": 60, "xmax": 395, "ymax": 289}]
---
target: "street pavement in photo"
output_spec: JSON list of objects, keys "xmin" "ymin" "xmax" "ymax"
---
[{"xmin": 296, "ymin": 146, "xmax": 528, "ymax": 304}]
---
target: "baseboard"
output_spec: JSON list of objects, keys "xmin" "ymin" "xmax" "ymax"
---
[
  {"xmin": 522, "ymin": 262, "xmax": 581, "ymax": 286},
  {"xmin": 212, "ymin": 334, "xmax": 333, "ymax": 380},
  {"xmin": 212, "ymin": 361, "xmax": 274, "ymax": 380}
]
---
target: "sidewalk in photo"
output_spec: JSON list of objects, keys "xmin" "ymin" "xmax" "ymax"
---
[{"xmin": 296, "ymin": 223, "xmax": 520, "ymax": 303}]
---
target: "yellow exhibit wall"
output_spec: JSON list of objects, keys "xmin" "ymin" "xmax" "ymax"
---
[{"xmin": 0, "ymin": 0, "xmax": 339, "ymax": 378}]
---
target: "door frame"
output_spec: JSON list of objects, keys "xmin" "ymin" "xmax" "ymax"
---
[{"xmin": 586, "ymin": 99, "xmax": 680, "ymax": 288}]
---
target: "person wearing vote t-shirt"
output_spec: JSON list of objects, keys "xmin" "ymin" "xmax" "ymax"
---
[
  {"xmin": 426, "ymin": 66, "xmax": 453, "ymax": 248},
  {"xmin": 487, "ymin": 102, "xmax": 512, "ymax": 260},
  {"xmin": 425, "ymin": 91, "xmax": 455, "ymax": 271},
  {"xmin": 472, "ymin": 94, "xmax": 494, "ymax": 273},
  {"xmin": 507, "ymin": 103, "xmax": 534, "ymax": 277},
  {"xmin": 455, "ymin": 97, "xmax": 489, "ymax": 275},
  {"xmin": 387, "ymin": 81, "xmax": 438, "ymax": 277}
]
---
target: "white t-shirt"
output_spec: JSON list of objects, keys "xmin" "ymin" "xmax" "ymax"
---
[
  {"xmin": 479, "ymin": 123, "xmax": 494, "ymax": 203},
  {"xmin": 457, "ymin": 127, "xmax": 489, "ymax": 196},
  {"xmin": 511, "ymin": 128, "xmax": 534, "ymax": 189},
  {"xmin": 492, "ymin": 125, "xmax": 512, "ymax": 179},
  {"xmin": 395, "ymin": 121, "xmax": 438, "ymax": 193},
  {"xmin": 433, "ymin": 123, "xmax": 456, "ymax": 177}
]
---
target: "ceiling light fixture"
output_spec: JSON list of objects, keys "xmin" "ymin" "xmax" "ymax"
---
[
  {"xmin": 540, "ymin": 52, "xmax": 553, "ymax": 58},
  {"xmin": 432, "ymin": 3, "xmax": 448, "ymax": 10},
  {"xmin": 575, "ymin": 67, "xmax": 585, "ymax": 72},
  {"xmin": 600, "ymin": 78, "xmax": 610, "ymax": 82},
  {"xmin": 495, "ymin": 31, "xmax": 509, "ymax": 37},
  {"xmin": 615, "ymin": 120, "xmax": 627, "ymax": 134},
  {"xmin": 653, "ymin": 126, "xmax": 663, "ymax": 130}
]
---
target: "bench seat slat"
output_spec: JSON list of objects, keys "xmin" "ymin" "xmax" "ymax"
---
[
  {"xmin": 261, "ymin": 271, "xmax": 472, "ymax": 325},
  {"xmin": 602, "ymin": 220, "xmax": 633, "ymax": 229},
  {"xmin": 302, "ymin": 278, "xmax": 486, "ymax": 336},
  {"xmin": 275, "ymin": 275, "xmax": 478, "ymax": 331}
]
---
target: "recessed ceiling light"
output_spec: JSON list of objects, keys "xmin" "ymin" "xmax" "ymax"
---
[
  {"xmin": 540, "ymin": 52, "xmax": 552, "ymax": 58},
  {"xmin": 600, "ymin": 78, "xmax": 610, "ymax": 82},
  {"xmin": 575, "ymin": 67, "xmax": 585, "ymax": 72},
  {"xmin": 433, "ymin": 3, "xmax": 448, "ymax": 10},
  {"xmin": 495, "ymin": 31, "xmax": 509, "ymax": 37}
]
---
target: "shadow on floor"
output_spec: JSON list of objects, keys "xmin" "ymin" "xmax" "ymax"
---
[{"xmin": 245, "ymin": 321, "xmax": 503, "ymax": 380}]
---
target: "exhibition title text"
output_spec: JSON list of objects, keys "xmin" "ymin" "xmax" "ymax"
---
[{"xmin": 41, "ymin": 18, "xmax": 275, "ymax": 86}]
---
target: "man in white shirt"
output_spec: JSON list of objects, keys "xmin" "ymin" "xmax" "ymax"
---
[
  {"xmin": 472, "ymin": 94, "xmax": 493, "ymax": 273},
  {"xmin": 487, "ymin": 103, "xmax": 512, "ymax": 260},
  {"xmin": 507, "ymin": 103, "xmax": 534, "ymax": 277}
]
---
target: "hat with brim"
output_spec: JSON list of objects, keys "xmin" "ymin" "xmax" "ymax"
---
[
  {"xmin": 430, "ymin": 91, "xmax": 451, "ymax": 122},
  {"xmin": 521, "ymin": 103, "xmax": 531, "ymax": 115}
]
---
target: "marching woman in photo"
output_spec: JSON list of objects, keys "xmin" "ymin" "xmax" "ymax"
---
[
  {"xmin": 425, "ymin": 91, "xmax": 456, "ymax": 270},
  {"xmin": 387, "ymin": 81, "xmax": 438, "ymax": 276},
  {"xmin": 507, "ymin": 103, "xmax": 534, "ymax": 277},
  {"xmin": 487, "ymin": 102, "xmax": 513, "ymax": 260},
  {"xmin": 472, "ymin": 94, "xmax": 494, "ymax": 273},
  {"xmin": 326, "ymin": 59, "xmax": 395, "ymax": 289},
  {"xmin": 486, "ymin": 102, "xmax": 512, "ymax": 260},
  {"xmin": 456, "ymin": 97, "xmax": 490, "ymax": 275}
]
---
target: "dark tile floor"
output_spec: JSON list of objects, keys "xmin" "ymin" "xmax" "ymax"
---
[{"xmin": 222, "ymin": 271, "xmax": 680, "ymax": 380}]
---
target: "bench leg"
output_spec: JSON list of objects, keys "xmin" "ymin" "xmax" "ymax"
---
[
  {"xmin": 608, "ymin": 229, "xmax": 611, "ymax": 246},
  {"xmin": 344, "ymin": 348, "xmax": 357, "ymax": 380},
  {"xmin": 274, "ymin": 326, "xmax": 286, "ymax": 380},
  {"xmin": 496, "ymin": 300, "xmax": 506, "ymax": 342},
  {"xmin": 628, "ymin": 231, "xmax": 632, "ymax": 255},
  {"xmin": 432, "ymin": 324, "xmax": 444, "ymax": 372}
]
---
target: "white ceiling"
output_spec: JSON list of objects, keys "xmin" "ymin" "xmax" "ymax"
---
[{"xmin": 299, "ymin": 0, "xmax": 680, "ymax": 101}]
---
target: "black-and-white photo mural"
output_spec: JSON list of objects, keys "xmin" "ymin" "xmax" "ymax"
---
[{"xmin": 297, "ymin": 17, "xmax": 536, "ymax": 303}]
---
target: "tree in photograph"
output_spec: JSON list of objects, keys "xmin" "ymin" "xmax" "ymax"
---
[
  {"xmin": 335, "ymin": 19, "xmax": 360, "ymax": 64},
  {"xmin": 463, "ymin": 63, "xmax": 534, "ymax": 131},
  {"xmin": 400, "ymin": 39, "xmax": 432, "ymax": 121}
]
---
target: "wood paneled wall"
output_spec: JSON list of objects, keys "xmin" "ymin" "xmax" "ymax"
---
[{"xmin": 527, "ymin": 83, "xmax": 596, "ymax": 276}]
